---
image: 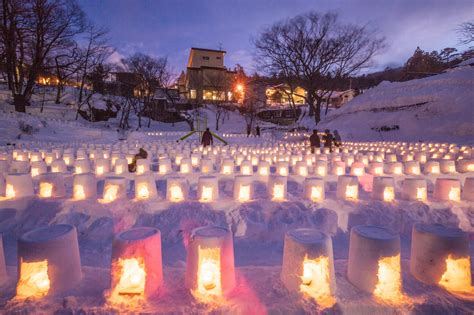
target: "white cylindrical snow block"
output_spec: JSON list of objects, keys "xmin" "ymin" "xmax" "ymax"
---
[
  {"xmin": 404, "ymin": 161, "xmax": 421, "ymax": 175},
  {"xmin": 185, "ymin": 226, "xmax": 235, "ymax": 296},
  {"xmin": 440, "ymin": 160, "xmax": 456, "ymax": 174},
  {"xmin": 136, "ymin": 159, "xmax": 150, "ymax": 175},
  {"xmin": 94, "ymin": 159, "xmax": 110, "ymax": 176},
  {"xmin": 191, "ymin": 153, "xmax": 201, "ymax": 167},
  {"xmin": 74, "ymin": 160, "xmax": 91, "ymax": 174},
  {"xmin": 372, "ymin": 176, "xmax": 396, "ymax": 202},
  {"xmin": 424, "ymin": 161, "xmax": 440, "ymax": 174},
  {"xmin": 294, "ymin": 161, "xmax": 308, "ymax": 177},
  {"xmin": 50, "ymin": 160, "xmax": 67, "ymax": 173},
  {"xmin": 38, "ymin": 174, "xmax": 66, "ymax": 198},
  {"xmin": 166, "ymin": 176, "xmax": 188, "ymax": 202},
  {"xmin": 240, "ymin": 160, "xmax": 253, "ymax": 176},
  {"xmin": 110, "ymin": 227, "xmax": 163, "ymax": 300},
  {"xmin": 281, "ymin": 229, "xmax": 336, "ymax": 299},
  {"xmin": 336, "ymin": 175, "xmax": 359, "ymax": 200},
  {"xmin": 0, "ymin": 234, "xmax": 7, "ymax": 285},
  {"xmin": 385, "ymin": 162, "xmax": 403, "ymax": 175},
  {"xmin": 368, "ymin": 162, "xmax": 384, "ymax": 176},
  {"xmin": 276, "ymin": 161, "xmax": 289, "ymax": 177},
  {"xmin": 198, "ymin": 176, "xmax": 219, "ymax": 202},
  {"xmin": 457, "ymin": 159, "xmax": 474, "ymax": 173},
  {"xmin": 102, "ymin": 177, "xmax": 128, "ymax": 202},
  {"xmin": 410, "ymin": 223, "xmax": 470, "ymax": 285},
  {"xmin": 233, "ymin": 175, "xmax": 253, "ymax": 202},
  {"xmin": 201, "ymin": 158, "xmax": 214, "ymax": 174},
  {"xmin": 347, "ymin": 225, "xmax": 400, "ymax": 294},
  {"xmin": 73, "ymin": 173, "xmax": 97, "ymax": 200},
  {"xmin": 30, "ymin": 161, "xmax": 47, "ymax": 177},
  {"xmin": 134, "ymin": 174, "xmax": 158, "ymax": 200},
  {"xmin": 5, "ymin": 173, "xmax": 34, "ymax": 198},
  {"xmin": 401, "ymin": 178, "xmax": 427, "ymax": 201},
  {"xmin": 17, "ymin": 224, "xmax": 82, "ymax": 297},
  {"xmin": 114, "ymin": 158, "xmax": 129, "ymax": 175},
  {"xmin": 9, "ymin": 160, "xmax": 29, "ymax": 174},
  {"xmin": 350, "ymin": 162, "xmax": 365, "ymax": 176},
  {"xmin": 257, "ymin": 161, "xmax": 270, "ymax": 177},
  {"xmin": 221, "ymin": 159, "xmax": 235, "ymax": 175},
  {"xmin": 269, "ymin": 175, "xmax": 287, "ymax": 201},
  {"xmin": 180, "ymin": 158, "xmax": 192, "ymax": 174},
  {"xmin": 462, "ymin": 177, "xmax": 474, "ymax": 201},
  {"xmin": 433, "ymin": 178, "xmax": 461, "ymax": 202},
  {"xmin": 304, "ymin": 177, "xmax": 325, "ymax": 202},
  {"xmin": 314, "ymin": 160, "xmax": 327, "ymax": 176}
]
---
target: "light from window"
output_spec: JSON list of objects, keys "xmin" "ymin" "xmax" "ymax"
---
[{"xmin": 190, "ymin": 89, "xmax": 197, "ymax": 99}]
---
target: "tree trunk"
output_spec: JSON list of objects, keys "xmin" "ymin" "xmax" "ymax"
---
[
  {"xmin": 13, "ymin": 94, "xmax": 27, "ymax": 113},
  {"xmin": 55, "ymin": 84, "xmax": 62, "ymax": 104},
  {"xmin": 314, "ymin": 99, "xmax": 321, "ymax": 125}
]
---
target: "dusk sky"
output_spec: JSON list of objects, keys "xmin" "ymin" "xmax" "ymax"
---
[{"xmin": 79, "ymin": 0, "xmax": 473, "ymax": 75}]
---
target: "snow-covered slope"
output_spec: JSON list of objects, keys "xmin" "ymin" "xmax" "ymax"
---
[{"xmin": 317, "ymin": 65, "xmax": 474, "ymax": 144}]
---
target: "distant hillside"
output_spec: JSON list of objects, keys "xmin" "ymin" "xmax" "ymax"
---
[{"xmin": 316, "ymin": 63, "xmax": 474, "ymax": 144}]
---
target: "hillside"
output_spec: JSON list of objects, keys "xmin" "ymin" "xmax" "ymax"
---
[{"xmin": 316, "ymin": 63, "xmax": 474, "ymax": 144}]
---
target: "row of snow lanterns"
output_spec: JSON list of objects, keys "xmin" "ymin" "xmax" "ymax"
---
[
  {"xmin": 2, "ymin": 171, "xmax": 474, "ymax": 203},
  {"xmin": 2, "ymin": 223, "xmax": 471, "ymax": 308}
]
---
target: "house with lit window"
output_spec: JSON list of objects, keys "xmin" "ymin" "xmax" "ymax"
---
[{"xmin": 178, "ymin": 47, "xmax": 237, "ymax": 104}]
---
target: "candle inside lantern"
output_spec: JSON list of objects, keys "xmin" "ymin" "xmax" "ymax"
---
[
  {"xmin": 200, "ymin": 186, "xmax": 213, "ymax": 202},
  {"xmin": 75, "ymin": 166, "xmax": 83, "ymax": 174},
  {"xmin": 115, "ymin": 165, "xmax": 123, "ymax": 175},
  {"xmin": 241, "ymin": 165, "xmax": 251, "ymax": 175},
  {"xmin": 393, "ymin": 166, "xmax": 402, "ymax": 175},
  {"xmin": 300, "ymin": 255, "xmax": 335, "ymax": 308},
  {"xmin": 416, "ymin": 187, "xmax": 427, "ymax": 201},
  {"xmin": 310, "ymin": 186, "xmax": 323, "ymax": 202},
  {"xmin": 136, "ymin": 183, "xmax": 149, "ymax": 199},
  {"xmin": 103, "ymin": 185, "xmax": 119, "ymax": 203},
  {"xmin": 383, "ymin": 186, "xmax": 395, "ymax": 202},
  {"xmin": 16, "ymin": 259, "xmax": 50, "ymax": 298},
  {"xmin": 345, "ymin": 185, "xmax": 358, "ymax": 199},
  {"xmin": 136, "ymin": 165, "xmax": 145, "ymax": 174},
  {"xmin": 273, "ymin": 184, "xmax": 285, "ymax": 201},
  {"xmin": 170, "ymin": 185, "xmax": 184, "ymax": 202},
  {"xmin": 180, "ymin": 164, "xmax": 190, "ymax": 174},
  {"xmin": 317, "ymin": 166, "xmax": 326, "ymax": 176},
  {"xmin": 112, "ymin": 257, "xmax": 146, "ymax": 297},
  {"xmin": 197, "ymin": 246, "xmax": 222, "ymax": 295},
  {"xmin": 438, "ymin": 255, "xmax": 472, "ymax": 294},
  {"xmin": 74, "ymin": 184, "xmax": 86, "ymax": 200},
  {"xmin": 39, "ymin": 182, "xmax": 53, "ymax": 198},
  {"xmin": 373, "ymin": 254, "xmax": 405, "ymax": 304},
  {"xmin": 237, "ymin": 185, "xmax": 250, "ymax": 202},
  {"xmin": 159, "ymin": 164, "xmax": 168, "ymax": 174},
  {"xmin": 222, "ymin": 165, "xmax": 232, "ymax": 174},
  {"xmin": 96, "ymin": 166, "xmax": 104, "ymax": 175}
]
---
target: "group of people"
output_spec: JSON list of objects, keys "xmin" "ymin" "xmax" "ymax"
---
[
  {"xmin": 246, "ymin": 125, "xmax": 261, "ymax": 137},
  {"xmin": 309, "ymin": 129, "xmax": 342, "ymax": 153}
]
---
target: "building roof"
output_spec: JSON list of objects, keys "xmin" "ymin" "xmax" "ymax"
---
[{"xmin": 191, "ymin": 47, "xmax": 226, "ymax": 54}]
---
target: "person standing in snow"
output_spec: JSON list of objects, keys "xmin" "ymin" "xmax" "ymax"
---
[
  {"xmin": 201, "ymin": 128, "xmax": 213, "ymax": 147},
  {"xmin": 246, "ymin": 125, "xmax": 251, "ymax": 137},
  {"xmin": 323, "ymin": 129, "xmax": 334, "ymax": 152},
  {"xmin": 256, "ymin": 125, "xmax": 261, "ymax": 137},
  {"xmin": 334, "ymin": 130, "xmax": 342, "ymax": 148},
  {"xmin": 129, "ymin": 148, "xmax": 148, "ymax": 172},
  {"xmin": 309, "ymin": 129, "xmax": 320, "ymax": 153}
]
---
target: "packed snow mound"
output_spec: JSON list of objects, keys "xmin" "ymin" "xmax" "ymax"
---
[{"xmin": 318, "ymin": 65, "xmax": 474, "ymax": 144}]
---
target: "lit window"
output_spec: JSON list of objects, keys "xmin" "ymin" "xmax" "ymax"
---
[{"xmin": 190, "ymin": 89, "xmax": 197, "ymax": 99}]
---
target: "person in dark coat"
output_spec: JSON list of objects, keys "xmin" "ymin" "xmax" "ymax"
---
[
  {"xmin": 323, "ymin": 129, "xmax": 333, "ymax": 152},
  {"xmin": 129, "ymin": 148, "xmax": 148, "ymax": 172},
  {"xmin": 334, "ymin": 130, "xmax": 342, "ymax": 148},
  {"xmin": 309, "ymin": 129, "xmax": 320, "ymax": 153},
  {"xmin": 201, "ymin": 128, "xmax": 214, "ymax": 147},
  {"xmin": 246, "ymin": 125, "xmax": 251, "ymax": 137},
  {"xmin": 256, "ymin": 125, "xmax": 261, "ymax": 137}
]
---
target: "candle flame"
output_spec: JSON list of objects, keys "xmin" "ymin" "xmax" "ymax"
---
[
  {"xmin": 300, "ymin": 255, "xmax": 336, "ymax": 308},
  {"xmin": 16, "ymin": 260, "xmax": 50, "ymax": 298},
  {"xmin": 439, "ymin": 255, "xmax": 473, "ymax": 294},
  {"xmin": 373, "ymin": 255, "xmax": 406, "ymax": 304}
]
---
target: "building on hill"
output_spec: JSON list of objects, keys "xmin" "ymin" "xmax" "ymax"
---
[{"xmin": 178, "ymin": 47, "xmax": 237, "ymax": 104}]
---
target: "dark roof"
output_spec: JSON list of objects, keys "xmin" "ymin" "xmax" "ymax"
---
[
  {"xmin": 191, "ymin": 47, "xmax": 226, "ymax": 54},
  {"xmin": 187, "ymin": 66, "xmax": 236, "ymax": 73}
]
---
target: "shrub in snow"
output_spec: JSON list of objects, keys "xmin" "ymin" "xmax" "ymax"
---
[{"xmin": 18, "ymin": 121, "xmax": 37, "ymax": 135}]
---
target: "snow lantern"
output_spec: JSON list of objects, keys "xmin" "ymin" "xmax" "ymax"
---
[
  {"xmin": 270, "ymin": 175, "xmax": 287, "ymax": 201},
  {"xmin": 191, "ymin": 153, "xmax": 201, "ymax": 168},
  {"xmin": 336, "ymin": 175, "xmax": 359, "ymax": 200},
  {"xmin": 101, "ymin": 177, "xmax": 127, "ymax": 203},
  {"xmin": 29, "ymin": 152, "xmax": 42, "ymax": 162},
  {"xmin": 198, "ymin": 176, "xmax": 219, "ymax": 202},
  {"xmin": 50, "ymin": 160, "xmax": 67, "ymax": 173},
  {"xmin": 30, "ymin": 161, "xmax": 47, "ymax": 177},
  {"xmin": 404, "ymin": 161, "xmax": 421, "ymax": 175},
  {"xmin": 9, "ymin": 160, "xmax": 29, "ymax": 173},
  {"xmin": 462, "ymin": 177, "xmax": 474, "ymax": 201},
  {"xmin": 401, "ymin": 178, "xmax": 427, "ymax": 201},
  {"xmin": 180, "ymin": 158, "xmax": 192, "ymax": 174},
  {"xmin": 95, "ymin": 159, "xmax": 110, "ymax": 176},
  {"xmin": 415, "ymin": 152, "xmax": 428, "ymax": 164},
  {"xmin": 347, "ymin": 225, "xmax": 404, "ymax": 304},
  {"xmin": 276, "ymin": 161, "xmax": 289, "ymax": 177},
  {"xmin": 294, "ymin": 161, "xmax": 308, "ymax": 177},
  {"xmin": 175, "ymin": 153, "xmax": 184, "ymax": 166},
  {"xmin": 372, "ymin": 176, "xmax": 395, "ymax": 202},
  {"xmin": 304, "ymin": 177, "xmax": 325, "ymax": 202},
  {"xmin": 136, "ymin": 159, "xmax": 150, "ymax": 175},
  {"xmin": 114, "ymin": 158, "xmax": 128, "ymax": 175},
  {"xmin": 410, "ymin": 224, "xmax": 472, "ymax": 294},
  {"xmin": 281, "ymin": 229, "xmax": 336, "ymax": 308},
  {"xmin": 62, "ymin": 153, "xmax": 74, "ymax": 166},
  {"xmin": 385, "ymin": 154, "xmax": 397, "ymax": 163},
  {"xmin": 16, "ymin": 224, "xmax": 82, "ymax": 298},
  {"xmin": 233, "ymin": 175, "xmax": 252, "ymax": 202},
  {"xmin": 109, "ymin": 227, "xmax": 163, "ymax": 303},
  {"xmin": 5, "ymin": 173, "xmax": 34, "ymax": 199},
  {"xmin": 343, "ymin": 155, "xmax": 354, "ymax": 167},
  {"xmin": 331, "ymin": 161, "xmax": 346, "ymax": 176},
  {"xmin": 350, "ymin": 162, "xmax": 365, "ymax": 176},
  {"xmin": 433, "ymin": 178, "xmax": 461, "ymax": 202},
  {"xmin": 440, "ymin": 160, "xmax": 456, "ymax": 174},
  {"xmin": 38, "ymin": 174, "xmax": 66, "ymax": 198},
  {"xmin": 43, "ymin": 152, "xmax": 56, "ymax": 166},
  {"xmin": 73, "ymin": 173, "xmax": 97, "ymax": 200},
  {"xmin": 386, "ymin": 162, "xmax": 403, "ymax": 175},
  {"xmin": 220, "ymin": 159, "xmax": 235, "ymax": 175},
  {"xmin": 457, "ymin": 159, "xmax": 474, "ymax": 173},
  {"xmin": 166, "ymin": 177, "xmax": 188, "ymax": 202},
  {"xmin": 314, "ymin": 160, "xmax": 327, "ymax": 176},
  {"xmin": 201, "ymin": 158, "xmax": 213, "ymax": 174},
  {"xmin": 240, "ymin": 160, "xmax": 253, "ymax": 176},
  {"xmin": 257, "ymin": 161, "xmax": 270, "ymax": 177},
  {"xmin": 134, "ymin": 175, "xmax": 157, "ymax": 200},
  {"xmin": 368, "ymin": 162, "xmax": 384, "ymax": 175},
  {"xmin": 185, "ymin": 226, "xmax": 235, "ymax": 299},
  {"xmin": 0, "ymin": 234, "xmax": 7, "ymax": 286},
  {"xmin": 158, "ymin": 158, "xmax": 171, "ymax": 175},
  {"xmin": 424, "ymin": 161, "xmax": 440, "ymax": 174},
  {"xmin": 74, "ymin": 159, "xmax": 91, "ymax": 174}
]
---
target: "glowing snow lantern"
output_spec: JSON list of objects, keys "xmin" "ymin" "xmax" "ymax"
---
[
  {"xmin": 369, "ymin": 162, "xmax": 384, "ymax": 175},
  {"xmin": 404, "ymin": 161, "xmax": 420, "ymax": 175},
  {"xmin": 30, "ymin": 161, "xmax": 47, "ymax": 177},
  {"xmin": 350, "ymin": 162, "xmax": 365, "ymax": 176},
  {"xmin": 185, "ymin": 226, "xmax": 235, "ymax": 299},
  {"xmin": 135, "ymin": 175, "xmax": 157, "ymax": 200},
  {"xmin": 270, "ymin": 175, "xmax": 287, "ymax": 201},
  {"xmin": 304, "ymin": 177, "xmax": 325, "ymax": 202},
  {"xmin": 109, "ymin": 228, "xmax": 163, "ymax": 303},
  {"xmin": 201, "ymin": 158, "xmax": 213, "ymax": 174},
  {"xmin": 415, "ymin": 152, "xmax": 427, "ymax": 164},
  {"xmin": 276, "ymin": 161, "xmax": 289, "ymax": 177},
  {"xmin": 158, "ymin": 158, "xmax": 172, "ymax": 175},
  {"xmin": 101, "ymin": 177, "xmax": 127, "ymax": 203},
  {"xmin": 258, "ymin": 161, "xmax": 270, "ymax": 177},
  {"xmin": 50, "ymin": 160, "xmax": 66, "ymax": 173},
  {"xmin": 221, "ymin": 159, "xmax": 234, "ymax": 175},
  {"xmin": 240, "ymin": 160, "xmax": 253, "ymax": 175},
  {"xmin": 410, "ymin": 224, "xmax": 472, "ymax": 294},
  {"xmin": 180, "ymin": 158, "xmax": 192, "ymax": 174},
  {"xmin": 29, "ymin": 152, "xmax": 42, "ymax": 162},
  {"xmin": 372, "ymin": 177, "xmax": 396, "ymax": 202},
  {"xmin": 198, "ymin": 176, "xmax": 218, "ymax": 202},
  {"xmin": 336, "ymin": 175, "xmax": 359, "ymax": 200},
  {"xmin": 348, "ymin": 225, "xmax": 405, "ymax": 304},
  {"xmin": 17, "ymin": 224, "xmax": 82, "ymax": 298},
  {"xmin": 315, "ymin": 160, "xmax": 327, "ymax": 176},
  {"xmin": 295, "ymin": 161, "xmax": 308, "ymax": 177},
  {"xmin": 462, "ymin": 177, "xmax": 474, "ymax": 201},
  {"xmin": 386, "ymin": 162, "xmax": 403, "ymax": 175},
  {"xmin": 74, "ymin": 160, "xmax": 90, "ymax": 174},
  {"xmin": 44, "ymin": 152, "xmax": 56, "ymax": 166},
  {"xmin": 9, "ymin": 160, "xmax": 29, "ymax": 173},
  {"xmin": 73, "ymin": 173, "xmax": 96, "ymax": 200},
  {"xmin": 5, "ymin": 173, "xmax": 34, "ymax": 199},
  {"xmin": 331, "ymin": 161, "xmax": 346, "ymax": 176},
  {"xmin": 401, "ymin": 178, "xmax": 427, "ymax": 201},
  {"xmin": 281, "ymin": 229, "xmax": 336, "ymax": 308},
  {"xmin": 234, "ymin": 175, "xmax": 252, "ymax": 202},
  {"xmin": 191, "ymin": 153, "xmax": 201, "ymax": 168},
  {"xmin": 457, "ymin": 159, "xmax": 474, "ymax": 173},
  {"xmin": 440, "ymin": 160, "xmax": 456, "ymax": 174},
  {"xmin": 95, "ymin": 159, "xmax": 110, "ymax": 176},
  {"xmin": 166, "ymin": 177, "xmax": 188, "ymax": 202},
  {"xmin": 114, "ymin": 158, "xmax": 128, "ymax": 175},
  {"xmin": 424, "ymin": 161, "xmax": 440, "ymax": 174},
  {"xmin": 136, "ymin": 159, "xmax": 149, "ymax": 175},
  {"xmin": 434, "ymin": 178, "xmax": 461, "ymax": 202},
  {"xmin": 62, "ymin": 153, "xmax": 74, "ymax": 166}
]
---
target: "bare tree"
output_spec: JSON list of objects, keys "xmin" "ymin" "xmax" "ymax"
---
[
  {"xmin": 202, "ymin": 69, "xmax": 233, "ymax": 131},
  {"xmin": 0, "ymin": 0, "xmax": 85, "ymax": 112},
  {"xmin": 254, "ymin": 12, "xmax": 384, "ymax": 124},
  {"xmin": 458, "ymin": 21, "xmax": 474, "ymax": 47}
]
